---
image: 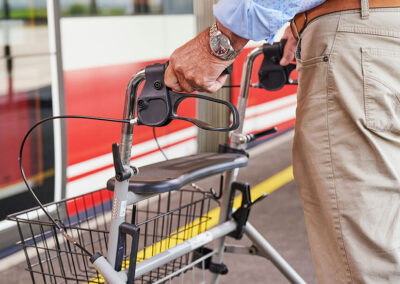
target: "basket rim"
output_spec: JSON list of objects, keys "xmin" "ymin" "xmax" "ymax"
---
[
  {"xmin": 6, "ymin": 188, "xmax": 113, "ymax": 220},
  {"xmin": 6, "ymin": 188, "xmax": 214, "ymax": 224}
]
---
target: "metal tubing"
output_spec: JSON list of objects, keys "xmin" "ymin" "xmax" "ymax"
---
[
  {"xmin": 120, "ymin": 69, "xmax": 145, "ymax": 165},
  {"xmin": 92, "ymin": 255, "xmax": 127, "ymax": 284},
  {"xmin": 152, "ymin": 251, "xmax": 216, "ymax": 284},
  {"xmin": 107, "ymin": 69, "xmax": 145, "ymax": 269},
  {"xmin": 126, "ymin": 191, "xmax": 158, "ymax": 206},
  {"xmin": 46, "ymin": 0, "xmax": 67, "ymax": 201},
  {"xmin": 245, "ymin": 222, "xmax": 306, "ymax": 284},
  {"xmin": 209, "ymin": 168, "xmax": 237, "ymax": 284},
  {"xmin": 210, "ymin": 46, "xmax": 264, "ymax": 284},
  {"xmin": 107, "ymin": 179, "xmax": 130, "ymax": 269},
  {"xmin": 232, "ymin": 46, "xmax": 263, "ymax": 142},
  {"xmin": 133, "ymin": 220, "xmax": 237, "ymax": 278}
]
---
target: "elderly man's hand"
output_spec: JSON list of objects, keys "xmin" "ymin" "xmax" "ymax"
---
[
  {"xmin": 165, "ymin": 22, "xmax": 248, "ymax": 93},
  {"xmin": 280, "ymin": 26, "xmax": 298, "ymax": 66}
]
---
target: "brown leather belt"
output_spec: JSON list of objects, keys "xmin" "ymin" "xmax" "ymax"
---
[{"xmin": 290, "ymin": 0, "xmax": 400, "ymax": 39}]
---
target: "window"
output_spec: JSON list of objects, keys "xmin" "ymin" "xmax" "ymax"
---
[
  {"xmin": 0, "ymin": 0, "xmax": 55, "ymax": 253},
  {"xmin": 60, "ymin": 0, "xmax": 193, "ymax": 17}
]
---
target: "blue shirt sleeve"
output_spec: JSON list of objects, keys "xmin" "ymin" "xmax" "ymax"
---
[{"xmin": 213, "ymin": 0, "xmax": 326, "ymax": 41}]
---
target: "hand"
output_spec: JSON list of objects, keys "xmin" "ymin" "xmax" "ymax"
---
[
  {"xmin": 279, "ymin": 26, "xmax": 297, "ymax": 66},
  {"xmin": 165, "ymin": 29, "xmax": 231, "ymax": 93},
  {"xmin": 165, "ymin": 22, "xmax": 248, "ymax": 93}
]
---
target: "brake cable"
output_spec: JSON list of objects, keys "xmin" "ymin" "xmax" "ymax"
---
[{"xmin": 20, "ymin": 115, "xmax": 133, "ymax": 257}]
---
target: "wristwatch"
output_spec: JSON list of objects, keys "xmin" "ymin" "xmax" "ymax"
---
[{"xmin": 209, "ymin": 23, "xmax": 240, "ymax": 60}]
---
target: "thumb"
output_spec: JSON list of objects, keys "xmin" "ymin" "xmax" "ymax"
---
[
  {"xmin": 164, "ymin": 65, "xmax": 183, "ymax": 92},
  {"xmin": 206, "ymin": 74, "xmax": 228, "ymax": 93},
  {"xmin": 216, "ymin": 74, "xmax": 228, "ymax": 86},
  {"xmin": 280, "ymin": 38, "xmax": 297, "ymax": 66},
  {"xmin": 280, "ymin": 57, "xmax": 289, "ymax": 66}
]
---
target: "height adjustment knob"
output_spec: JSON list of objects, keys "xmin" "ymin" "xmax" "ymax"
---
[{"xmin": 112, "ymin": 143, "xmax": 132, "ymax": 182}]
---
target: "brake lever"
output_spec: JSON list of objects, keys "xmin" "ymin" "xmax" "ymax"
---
[
  {"xmin": 257, "ymin": 39, "xmax": 297, "ymax": 91},
  {"xmin": 136, "ymin": 63, "xmax": 239, "ymax": 132},
  {"xmin": 168, "ymin": 90, "xmax": 239, "ymax": 131}
]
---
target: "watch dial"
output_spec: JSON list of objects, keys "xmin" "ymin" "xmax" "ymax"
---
[{"xmin": 210, "ymin": 34, "xmax": 229, "ymax": 56}]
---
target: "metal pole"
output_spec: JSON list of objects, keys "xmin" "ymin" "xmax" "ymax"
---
[
  {"xmin": 209, "ymin": 168, "xmax": 238, "ymax": 284},
  {"xmin": 3, "ymin": 0, "xmax": 13, "ymax": 98},
  {"xmin": 46, "ymin": 0, "xmax": 67, "ymax": 201},
  {"xmin": 107, "ymin": 69, "xmax": 145, "ymax": 268},
  {"xmin": 245, "ymin": 222, "xmax": 306, "ymax": 284},
  {"xmin": 193, "ymin": 0, "xmax": 231, "ymax": 152},
  {"xmin": 134, "ymin": 220, "xmax": 237, "ymax": 278}
]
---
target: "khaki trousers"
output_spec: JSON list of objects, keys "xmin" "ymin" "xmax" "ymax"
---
[{"xmin": 293, "ymin": 7, "xmax": 400, "ymax": 284}]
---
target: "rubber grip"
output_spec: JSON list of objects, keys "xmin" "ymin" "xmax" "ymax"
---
[{"xmin": 222, "ymin": 64, "xmax": 233, "ymax": 75}]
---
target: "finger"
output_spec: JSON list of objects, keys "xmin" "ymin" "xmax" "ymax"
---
[
  {"xmin": 216, "ymin": 74, "xmax": 228, "ymax": 87},
  {"xmin": 280, "ymin": 36, "xmax": 297, "ymax": 66},
  {"xmin": 164, "ymin": 65, "xmax": 183, "ymax": 92},
  {"xmin": 203, "ymin": 74, "xmax": 228, "ymax": 93},
  {"xmin": 175, "ymin": 72, "xmax": 195, "ymax": 93}
]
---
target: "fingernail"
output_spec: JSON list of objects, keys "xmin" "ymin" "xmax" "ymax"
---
[{"xmin": 280, "ymin": 58, "xmax": 288, "ymax": 66}]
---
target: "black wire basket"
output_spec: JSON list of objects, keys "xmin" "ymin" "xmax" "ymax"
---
[{"xmin": 7, "ymin": 188, "xmax": 215, "ymax": 283}]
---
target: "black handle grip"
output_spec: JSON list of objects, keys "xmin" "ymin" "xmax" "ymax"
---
[
  {"xmin": 222, "ymin": 64, "xmax": 233, "ymax": 75},
  {"xmin": 250, "ymin": 127, "xmax": 277, "ymax": 141},
  {"xmin": 168, "ymin": 91, "xmax": 239, "ymax": 131},
  {"xmin": 137, "ymin": 63, "xmax": 239, "ymax": 132},
  {"xmin": 258, "ymin": 40, "xmax": 297, "ymax": 91}
]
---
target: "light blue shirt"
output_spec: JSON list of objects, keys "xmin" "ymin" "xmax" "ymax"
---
[{"xmin": 213, "ymin": 0, "xmax": 326, "ymax": 42}]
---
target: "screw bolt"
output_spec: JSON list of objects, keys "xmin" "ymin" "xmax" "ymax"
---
[
  {"xmin": 130, "ymin": 166, "xmax": 139, "ymax": 176},
  {"xmin": 154, "ymin": 81, "xmax": 163, "ymax": 90}
]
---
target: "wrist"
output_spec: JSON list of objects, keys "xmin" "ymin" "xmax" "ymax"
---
[
  {"xmin": 197, "ymin": 29, "xmax": 230, "ymax": 65},
  {"xmin": 216, "ymin": 20, "xmax": 248, "ymax": 52}
]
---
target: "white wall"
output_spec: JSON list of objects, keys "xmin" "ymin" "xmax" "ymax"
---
[{"xmin": 61, "ymin": 15, "xmax": 196, "ymax": 70}]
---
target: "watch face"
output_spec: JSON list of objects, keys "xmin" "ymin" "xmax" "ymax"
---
[{"xmin": 210, "ymin": 33, "xmax": 230, "ymax": 56}]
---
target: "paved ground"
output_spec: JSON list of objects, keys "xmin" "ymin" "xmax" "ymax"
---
[{"xmin": 0, "ymin": 130, "xmax": 317, "ymax": 283}]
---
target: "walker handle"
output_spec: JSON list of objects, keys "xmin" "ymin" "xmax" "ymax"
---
[{"xmin": 136, "ymin": 63, "xmax": 239, "ymax": 132}]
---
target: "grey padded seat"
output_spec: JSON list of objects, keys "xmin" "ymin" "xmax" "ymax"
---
[{"xmin": 107, "ymin": 153, "xmax": 248, "ymax": 194}]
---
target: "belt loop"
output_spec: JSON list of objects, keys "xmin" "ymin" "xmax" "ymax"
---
[
  {"xmin": 361, "ymin": 0, "xmax": 370, "ymax": 19},
  {"xmin": 290, "ymin": 20, "xmax": 300, "ymax": 41}
]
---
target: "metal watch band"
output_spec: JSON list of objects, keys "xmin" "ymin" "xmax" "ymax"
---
[{"xmin": 209, "ymin": 23, "xmax": 239, "ymax": 61}]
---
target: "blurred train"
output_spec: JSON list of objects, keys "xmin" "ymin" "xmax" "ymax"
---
[{"xmin": 0, "ymin": 1, "xmax": 297, "ymax": 256}]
